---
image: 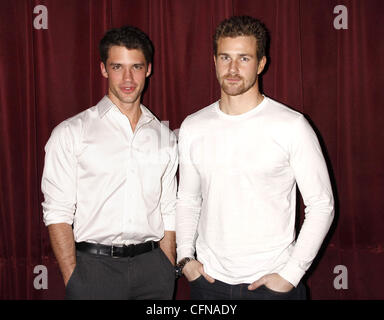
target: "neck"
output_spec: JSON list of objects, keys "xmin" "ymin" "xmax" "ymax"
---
[
  {"xmin": 219, "ymin": 86, "xmax": 264, "ymax": 115},
  {"xmin": 108, "ymin": 94, "xmax": 142, "ymax": 131}
]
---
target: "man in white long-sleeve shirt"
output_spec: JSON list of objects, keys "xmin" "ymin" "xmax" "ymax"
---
[
  {"xmin": 41, "ymin": 26, "xmax": 177, "ymax": 299},
  {"xmin": 175, "ymin": 16, "xmax": 334, "ymax": 300}
]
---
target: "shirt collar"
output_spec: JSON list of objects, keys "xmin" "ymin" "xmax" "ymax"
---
[
  {"xmin": 97, "ymin": 95, "xmax": 115, "ymax": 118},
  {"xmin": 97, "ymin": 95, "xmax": 155, "ymax": 122}
]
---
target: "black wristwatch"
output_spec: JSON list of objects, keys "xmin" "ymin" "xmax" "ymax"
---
[{"xmin": 175, "ymin": 257, "xmax": 194, "ymax": 279}]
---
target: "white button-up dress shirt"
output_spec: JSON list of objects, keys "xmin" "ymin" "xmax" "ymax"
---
[{"xmin": 42, "ymin": 96, "xmax": 178, "ymax": 245}]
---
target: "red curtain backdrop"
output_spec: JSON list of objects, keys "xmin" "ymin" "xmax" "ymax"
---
[{"xmin": 1, "ymin": 0, "xmax": 383, "ymax": 299}]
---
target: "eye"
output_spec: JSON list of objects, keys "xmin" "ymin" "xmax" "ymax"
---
[
  {"xmin": 240, "ymin": 56, "xmax": 250, "ymax": 62},
  {"xmin": 220, "ymin": 55, "xmax": 230, "ymax": 61},
  {"xmin": 133, "ymin": 64, "xmax": 144, "ymax": 70},
  {"xmin": 112, "ymin": 64, "xmax": 121, "ymax": 70}
]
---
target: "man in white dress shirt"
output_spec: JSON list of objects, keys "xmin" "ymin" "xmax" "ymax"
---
[
  {"xmin": 175, "ymin": 16, "xmax": 334, "ymax": 300},
  {"xmin": 41, "ymin": 26, "xmax": 178, "ymax": 299}
]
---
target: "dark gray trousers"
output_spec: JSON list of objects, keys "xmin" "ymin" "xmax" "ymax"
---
[
  {"xmin": 65, "ymin": 247, "xmax": 175, "ymax": 300},
  {"xmin": 190, "ymin": 276, "xmax": 307, "ymax": 300}
]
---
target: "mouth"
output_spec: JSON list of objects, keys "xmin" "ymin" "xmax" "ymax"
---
[
  {"xmin": 120, "ymin": 86, "xmax": 136, "ymax": 94},
  {"xmin": 224, "ymin": 76, "xmax": 242, "ymax": 82}
]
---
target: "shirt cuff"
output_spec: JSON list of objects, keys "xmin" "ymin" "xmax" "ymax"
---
[
  {"xmin": 278, "ymin": 259, "xmax": 306, "ymax": 287},
  {"xmin": 42, "ymin": 201, "xmax": 75, "ymax": 226},
  {"xmin": 43, "ymin": 212, "xmax": 74, "ymax": 227},
  {"xmin": 176, "ymin": 246, "xmax": 195, "ymax": 263}
]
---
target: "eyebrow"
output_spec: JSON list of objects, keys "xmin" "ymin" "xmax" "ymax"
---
[
  {"xmin": 108, "ymin": 62, "xmax": 146, "ymax": 67},
  {"xmin": 218, "ymin": 53, "xmax": 254, "ymax": 57}
]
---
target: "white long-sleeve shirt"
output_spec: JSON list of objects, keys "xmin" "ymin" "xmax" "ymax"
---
[
  {"xmin": 176, "ymin": 96, "xmax": 334, "ymax": 286},
  {"xmin": 42, "ymin": 96, "xmax": 178, "ymax": 245}
]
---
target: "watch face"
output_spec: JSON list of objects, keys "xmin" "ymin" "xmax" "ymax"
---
[{"xmin": 175, "ymin": 266, "xmax": 182, "ymax": 278}]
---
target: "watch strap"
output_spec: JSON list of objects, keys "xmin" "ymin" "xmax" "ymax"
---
[{"xmin": 176, "ymin": 257, "xmax": 194, "ymax": 272}]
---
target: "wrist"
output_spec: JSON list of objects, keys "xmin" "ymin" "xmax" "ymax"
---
[{"xmin": 175, "ymin": 257, "xmax": 194, "ymax": 278}]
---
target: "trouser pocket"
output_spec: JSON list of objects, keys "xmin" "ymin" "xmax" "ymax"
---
[{"xmin": 65, "ymin": 256, "xmax": 81, "ymax": 299}]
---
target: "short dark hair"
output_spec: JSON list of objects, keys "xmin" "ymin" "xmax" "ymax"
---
[
  {"xmin": 99, "ymin": 25, "xmax": 154, "ymax": 65},
  {"xmin": 213, "ymin": 16, "xmax": 269, "ymax": 60}
]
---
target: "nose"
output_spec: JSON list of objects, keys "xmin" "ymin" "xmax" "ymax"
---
[
  {"xmin": 229, "ymin": 60, "xmax": 239, "ymax": 74},
  {"xmin": 123, "ymin": 68, "xmax": 133, "ymax": 81}
]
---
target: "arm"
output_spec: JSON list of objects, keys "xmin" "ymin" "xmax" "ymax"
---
[
  {"xmin": 159, "ymin": 131, "xmax": 178, "ymax": 265},
  {"xmin": 175, "ymin": 123, "xmax": 201, "ymax": 260},
  {"xmin": 278, "ymin": 116, "xmax": 334, "ymax": 286},
  {"xmin": 175, "ymin": 122, "xmax": 214, "ymax": 282},
  {"xmin": 48, "ymin": 223, "xmax": 76, "ymax": 286},
  {"xmin": 41, "ymin": 122, "xmax": 78, "ymax": 285},
  {"xmin": 249, "ymin": 116, "xmax": 334, "ymax": 291},
  {"xmin": 160, "ymin": 231, "xmax": 176, "ymax": 265}
]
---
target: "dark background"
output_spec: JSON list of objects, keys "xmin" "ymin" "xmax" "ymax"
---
[{"xmin": 1, "ymin": 0, "xmax": 383, "ymax": 299}]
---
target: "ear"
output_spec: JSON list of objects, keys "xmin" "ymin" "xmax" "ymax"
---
[
  {"xmin": 146, "ymin": 63, "xmax": 152, "ymax": 78},
  {"xmin": 213, "ymin": 55, "xmax": 217, "ymax": 67},
  {"xmin": 257, "ymin": 56, "xmax": 267, "ymax": 75},
  {"xmin": 100, "ymin": 62, "xmax": 108, "ymax": 79}
]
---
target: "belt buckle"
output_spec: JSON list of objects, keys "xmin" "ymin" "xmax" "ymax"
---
[{"xmin": 111, "ymin": 244, "xmax": 119, "ymax": 258}]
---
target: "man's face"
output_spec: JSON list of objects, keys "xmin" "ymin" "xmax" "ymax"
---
[
  {"xmin": 100, "ymin": 45, "xmax": 151, "ymax": 108},
  {"xmin": 214, "ymin": 36, "xmax": 266, "ymax": 96}
]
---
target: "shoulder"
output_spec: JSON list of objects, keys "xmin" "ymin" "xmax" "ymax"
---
[
  {"xmin": 180, "ymin": 101, "xmax": 218, "ymax": 131},
  {"xmin": 46, "ymin": 106, "xmax": 96, "ymax": 151},
  {"xmin": 260, "ymin": 97, "xmax": 317, "ymax": 147},
  {"xmin": 262, "ymin": 97, "xmax": 303, "ymax": 124},
  {"xmin": 260, "ymin": 97, "xmax": 313, "ymax": 138},
  {"xmin": 263, "ymin": 98, "xmax": 321, "ymax": 152},
  {"xmin": 52, "ymin": 108, "xmax": 91, "ymax": 136}
]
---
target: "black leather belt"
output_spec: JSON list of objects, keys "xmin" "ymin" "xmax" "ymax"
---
[{"xmin": 75, "ymin": 241, "xmax": 159, "ymax": 258}]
